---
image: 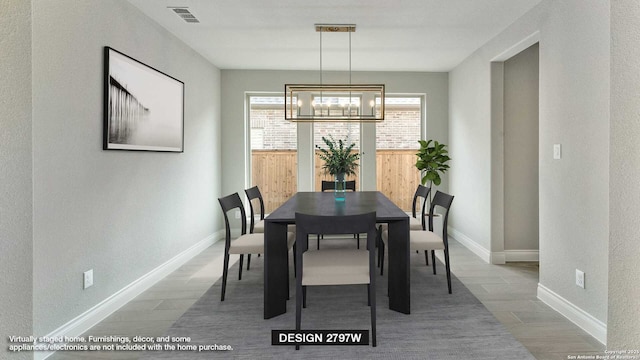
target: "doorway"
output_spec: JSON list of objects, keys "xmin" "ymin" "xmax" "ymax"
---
[
  {"xmin": 503, "ymin": 43, "xmax": 539, "ymax": 261},
  {"xmin": 491, "ymin": 40, "xmax": 540, "ymax": 264}
]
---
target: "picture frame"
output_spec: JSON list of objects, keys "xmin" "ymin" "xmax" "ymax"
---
[{"xmin": 103, "ymin": 47, "xmax": 184, "ymax": 152}]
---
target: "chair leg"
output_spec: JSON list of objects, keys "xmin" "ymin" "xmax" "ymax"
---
[
  {"xmin": 238, "ymin": 254, "xmax": 244, "ymax": 280},
  {"xmin": 370, "ymin": 281, "xmax": 377, "ymax": 347},
  {"xmin": 303, "ymin": 286, "xmax": 307, "ymax": 308},
  {"xmin": 380, "ymin": 242, "xmax": 385, "ymax": 276},
  {"xmin": 357, "ymin": 233, "xmax": 360, "ymax": 249},
  {"xmin": 424, "ymin": 250, "xmax": 429, "ymax": 266},
  {"xmin": 444, "ymin": 247, "xmax": 452, "ymax": 294},
  {"xmin": 296, "ymin": 282, "xmax": 302, "ymax": 351},
  {"xmin": 286, "ymin": 250, "xmax": 290, "ymax": 300},
  {"xmin": 293, "ymin": 244, "xmax": 297, "ymax": 278},
  {"xmin": 367, "ymin": 284, "xmax": 370, "ymax": 306},
  {"xmin": 376, "ymin": 227, "xmax": 381, "ymax": 268},
  {"xmin": 432, "ymin": 250, "xmax": 437, "ymax": 275},
  {"xmin": 247, "ymin": 254, "xmax": 251, "ymax": 270},
  {"xmin": 221, "ymin": 252, "xmax": 230, "ymax": 301}
]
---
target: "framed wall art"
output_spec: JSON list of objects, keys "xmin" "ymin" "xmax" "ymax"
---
[{"xmin": 103, "ymin": 47, "xmax": 184, "ymax": 152}]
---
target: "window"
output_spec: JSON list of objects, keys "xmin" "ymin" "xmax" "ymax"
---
[
  {"xmin": 248, "ymin": 96, "xmax": 297, "ymax": 213},
  {"xmin": 376, "ymin": 96, "xmax": 423, "ymax": 211}
]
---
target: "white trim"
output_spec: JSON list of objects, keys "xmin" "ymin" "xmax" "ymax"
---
[
  {"xmin": 491, "ymin": 251, "xmax": 506, "ymax": 265},
  {"xmin": 537, "ymin": 283, "xmax": 607, "ymax": 345},
  {"xmin": 491, "ymin": 31, "xmax": 540, "ymax": 62},
  {"xmin": 35, "ymin": 231, "xmax": 224, "ymax": 360},
  {"xmin": 449, "ymin": 227, "xmax": 491, "ymax": 263},
  {"xmin": 504, "ymin": 249, "xmax": 539, "ymax": 262}
]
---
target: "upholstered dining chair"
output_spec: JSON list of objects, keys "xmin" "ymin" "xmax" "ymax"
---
[
  {"xmin": 244, "ymin": 186, "xmax": 265, "ymax": 270},
  {"xmin": 377, "ymin": 185, "xmax": 431, "ymax": 271},
  {"xmin": 244, "ymin": 186, "xmax": 265, "ymax": 234},
  {"xmin": 294, "ymin": 211, "xmax": 378, "ymax": 349},
  {"xmin": 218, "ymin": 192, "xmax": 295, "ymax": 301},
  {"xmin": 380, "ymin": 190, "xmax": 454, "ymax": 294},
  {"xmin": 321, "ymin": 179, "xmax": 357, "ymax": 192},
  {"xmin": 410, "ymin": 185, "xmax": 431, "ymax": 231},
  {"xmin": 319, "ymin": 180, "xmax": 359, "ymax": 249}
]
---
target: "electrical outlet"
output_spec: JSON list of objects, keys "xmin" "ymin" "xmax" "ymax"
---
[
  {"xmin": 553, "ymin": 144, "xmax": 562, "ymax": 160},
  {"xmin": 84, "ymin": 269, "xmax": 94, "ymax": 289},
  {"xmin": 576, "ymin": 269, "xmax": 585, "ymax": 289},
  {"xmin": 235, "ymin": 210, "xmax": 241, "ymax": 219}
]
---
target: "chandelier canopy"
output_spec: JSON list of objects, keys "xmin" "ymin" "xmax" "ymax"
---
[{"xmin": 285, "ymin": 24, "xmax": 385, "ymax": 122}]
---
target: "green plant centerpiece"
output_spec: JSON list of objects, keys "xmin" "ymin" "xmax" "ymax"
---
[
  {"xmin": 415, "ymin": 139, "xmax": 451, "ymax": 205},
  {"xmin": 316, "ymin": 135, "xmax": 359, "ymax": 200}
]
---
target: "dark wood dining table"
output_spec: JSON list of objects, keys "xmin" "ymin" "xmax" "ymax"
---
[{"xmin": 263, "ymin": 191, "xmax": 410, "ymax": 319}]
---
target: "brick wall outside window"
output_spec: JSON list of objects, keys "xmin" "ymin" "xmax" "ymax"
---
[{"xmin": 250, "ymin": 106, "xmax": 421, "ymax": 150}]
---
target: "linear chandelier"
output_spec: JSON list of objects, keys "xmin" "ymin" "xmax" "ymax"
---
[{"xmin": 285, "ymin": 24, "xmax": 385, "ymax": 122}]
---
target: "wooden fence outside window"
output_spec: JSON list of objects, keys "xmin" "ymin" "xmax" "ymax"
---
[{"xmin": 251, "ymin": 149, "xmax": 421, "ymax": 213}]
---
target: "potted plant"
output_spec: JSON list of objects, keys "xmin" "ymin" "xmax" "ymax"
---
[
  {"xmin": 415, "ymin": 139, "xmax": 451, "ymax": 217},
  {"xmin": 316, "ymin": 135, "xmax": 359, "ymax": 200}
]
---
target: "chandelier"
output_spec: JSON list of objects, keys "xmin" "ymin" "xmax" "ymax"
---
[{"xmin": 285, "ymin": 24, "xmax": 385, "ymax": 122}]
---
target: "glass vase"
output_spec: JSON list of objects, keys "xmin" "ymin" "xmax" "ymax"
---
[{"xmin": 334, "ymin": 173, "xmax": 346, "ymax": 201}]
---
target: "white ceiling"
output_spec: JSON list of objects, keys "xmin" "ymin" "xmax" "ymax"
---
[{"xmin": 127, "ymin": 0, "xmax": 541, "ymax": 72}]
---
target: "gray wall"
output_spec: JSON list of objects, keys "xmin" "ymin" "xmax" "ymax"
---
[
  {"xmin": 0, "ymin": 0, "xmax": 33, "ymax": 357},
  {"xmin": 504, "ymin": 43, "xmax": 539, "ymax": 251},
  {"xmin": 221, "ymin": 70, "xmax": 449, "ymax": 199},
  {"xmin": 538, "ymin": 0, "xmax": 609, "ymax": 325},
  {"xmin": 450, "ymin": 0, "xmax": 609, "ymax": 325},
  {"xmin": 609, "ymin": 0, "xmax": 640, "ymax": 349},
  {"xmin": 31, "ymin": 0, "xmax": 221, "ymax": 335}
]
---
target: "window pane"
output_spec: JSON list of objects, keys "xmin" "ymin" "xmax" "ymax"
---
[
  {"xmin": 314, "ymin": 121, "xmax": 360, "ymax": 191},
  {"xmin": 249, "ymin": 96, "xmax": 297, "ymax": 213},
  {"xmin": 376, "ymin": 97, "xmax": 422, "ymax": 211}
]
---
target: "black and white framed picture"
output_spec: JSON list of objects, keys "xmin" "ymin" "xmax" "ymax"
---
[{"xmin": 103, "ymin": 47, "xmax": 184, "ymax": 152}]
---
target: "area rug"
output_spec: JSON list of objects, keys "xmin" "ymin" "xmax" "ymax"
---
[{"xmin": 143, "ymin": 248, "xmax": 535, "ymax": 359}]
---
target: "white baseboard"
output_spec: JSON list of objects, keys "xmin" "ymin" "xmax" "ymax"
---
[
  {"xmin": 490, "ymin": 250, "xmax": 539, "ymax": 263},
  {"xmin": 537, "ymin": 283, "xmax": 607, "ymax": 345},
  {"xmin": 35, "ymin": 231, "xmax": 224, "ymax": 360},
  {"xmin": 504, "ymin": 249, "xmax": 539, "ymax": 262},
  {"xmin": 491, "ymin": 252, "xmax": 506, "ymax": 265},
  {"xmin": 448, "ymin": 227, "xmax": 491, "ymax": 263}
]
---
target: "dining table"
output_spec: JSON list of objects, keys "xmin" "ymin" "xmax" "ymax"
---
[{"xmin": 263, "ymin": 191, "xmax": 410, "ymax": 319}]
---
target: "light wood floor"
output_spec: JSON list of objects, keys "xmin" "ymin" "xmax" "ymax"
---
[{"xmin": 49, "ymin": 237, "xmax": 605, "ymax": 360}]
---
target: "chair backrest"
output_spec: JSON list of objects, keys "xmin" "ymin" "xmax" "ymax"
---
[
  {"xmin": 294, "ymin": 211, "xmax": 378, "ymax": 282},
  {"xmin": 244, "ymin": 186, "xmax": 265, "ymax": 233},
  {"xmin": 428, "ymin": 190, "xmax": 454, "ymax": 244},
  {"xmin": 218, "ymin": 193, "xmax": 247, "ymax": 248},
  {"xmin": 321, "ymin": 180, "xmax": 356, "ymax": 192},
  {"xmin": 411, "ymin": 185, "xmax": 431, "ymax": 230}
]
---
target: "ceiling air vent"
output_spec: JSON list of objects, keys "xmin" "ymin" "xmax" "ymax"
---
[{"xmin": 168, "ymin": 7, "xmax": 200, "ymax": 23}]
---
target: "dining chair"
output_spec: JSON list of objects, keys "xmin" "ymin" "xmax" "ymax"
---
[
  {"xmin": 243, "ymin": 186, "xmax": 265, "ymax": 270},
  {"xmin": 377, "ymin": 185, "xmax": 431, "ymax": 270},
  {"xmin": 245, "ymin": 184, "xmax": 297, "ymax": 245},
  {"xmin": 218, "ymin": 192, "xmax": 295, "ymax": 301},
  {"xmin": 321, "ymin": 180, "xmax": 356, "ymax": 192},
  {"xmin": 294, "ymin": 211, "xmax": 378, "ymax": 349},
  {"xmin": 380, "ymin": 190, "xmax": 454, "ymax": 294},
  {"xmin": 410, "ymin": 184, "xmax": 431, "ymax": 264},
  {"xmin": 244, "ymin": 186, "xmax": 265, "ymax": 234},
  {"xmin": 319, "ymin": 180, "xmax": 359, "ymax": 249},
  {"xmin": 410, "ymin": 185, "xmax": 431, "ymax": 231}
]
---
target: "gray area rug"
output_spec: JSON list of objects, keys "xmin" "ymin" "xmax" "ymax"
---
[{"xmin": 143, "ymin": 248, "xmax": 535, "ymax": 359}]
